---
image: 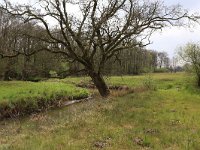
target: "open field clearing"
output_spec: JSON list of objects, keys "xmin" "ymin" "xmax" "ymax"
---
[
  {"xmin": 61, "ymin": 72, "xmax": 191, "ymax": 90},
  {"xmin": 0, "ymin": 73, "xmax": 200, "ymax": 149}
]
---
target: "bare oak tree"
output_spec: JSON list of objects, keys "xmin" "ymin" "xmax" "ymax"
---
[{"xmin": 0, "ymin": 0, "xmax": 198, "ymax": 97}]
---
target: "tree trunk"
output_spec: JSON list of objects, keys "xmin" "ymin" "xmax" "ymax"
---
[
  {"xmin": 198, "ymin": 76, "xmax": 200, "ymax": 87},
  {"xmin": 89, "ymin": 71, "xmax": 110, "ymax": 97},
  {"xmin": 3, "ymin": 70, "xmax": 11, "ymax": 81}
]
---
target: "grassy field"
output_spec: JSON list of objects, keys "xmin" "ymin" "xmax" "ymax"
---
[
  {"xmin": 0, "ymin": 81, "xmax": 89, "ymax": 118},
  {"xmin": 1, "ymin": 73, "xmax": 200, "ymax": 149},
  {"xmin": 61, "ymin": 72, "xmax": 192, "ymax": 90}
]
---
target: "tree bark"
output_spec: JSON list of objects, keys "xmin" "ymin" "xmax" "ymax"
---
[
  {"xmin": 88, "ymin": 71, "xmax": 110, "ymax": 97},
  {"xmin": 198, "ymin": 75, "xmax": 200, "ymax": 87}
]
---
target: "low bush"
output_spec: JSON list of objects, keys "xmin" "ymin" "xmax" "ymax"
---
[{"xmin": 143, "ymin": 74, "xmax": 157, "ymax": 91}]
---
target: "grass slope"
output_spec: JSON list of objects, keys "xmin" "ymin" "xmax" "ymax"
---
[
  {"xmin": 0, "ymin": 81, "xmax": 89, "ymax": 118},
  {"xmin": 1, "ymin": 73, "xmax": 200, "ymax": 149}
]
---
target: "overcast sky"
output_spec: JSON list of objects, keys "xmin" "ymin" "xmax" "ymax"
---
[
  {"xmin": 5, "ymin": 0, "xmax": 200, "ymax": 58},
  {"xmin": 146, "ymin": 0, "xmax": 200, "ymax": 58}
]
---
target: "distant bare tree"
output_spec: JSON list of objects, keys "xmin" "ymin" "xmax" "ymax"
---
[
  {"xmin": 172, "ymin": 56, "xmax": 178, "ymax": 73},
  {"xmin": 0, "ymin": 0, "xmax": 198, "ymax": 97},
  {"xmin": 178, "ymin": 43, "xmax": 200, "ymax": 87},
  {"xmin": 157, "ymin": 52, "xmax": 169, "ymax": 69}
]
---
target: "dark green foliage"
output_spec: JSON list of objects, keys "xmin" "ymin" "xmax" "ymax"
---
[
  {"xmin": 69, "ymin": 48, "xmax": 158, "ymax": 76},
  {"xmin": 154, "ymin": 68, "xmax": 169, "ymax": 73},
  {"xmin": 0, "ymin": 53, "xmax": 69, "ymax": 80}
]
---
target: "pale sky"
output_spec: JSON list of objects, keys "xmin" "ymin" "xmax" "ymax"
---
[
  {"xmin": 4, "ymin": 0, "xmax": 200, "ymax": 58},
  {"xmin": 146, "ymin": 0, "xmax": 200, "ymax": 58}
]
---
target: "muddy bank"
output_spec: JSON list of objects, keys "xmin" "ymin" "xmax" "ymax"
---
[{"xmin": 0, "ymin": 95, "xmax": 89, "ymax": 120}]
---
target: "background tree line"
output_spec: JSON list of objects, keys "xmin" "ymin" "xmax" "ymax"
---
[{"xmin": 0, "ymin": 8, "xmax": 172, "ymax": 81}]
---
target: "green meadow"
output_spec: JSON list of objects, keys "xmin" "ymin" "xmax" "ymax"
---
[
  {"xmin": 0, "ymin": 81, "xmax": 89, "ymax": 102},
  {"xmin": 0, "ymin": 81, "xmax": 89, "ymax": 118},
  {"xmin": 1, "ymin": 73, "xmax": 200, "ymax": 149}
]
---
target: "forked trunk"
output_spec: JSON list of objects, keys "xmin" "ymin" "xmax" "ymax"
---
[{"xmin": 89, "ymin": 71, "xmax": 110, "ymax": 97}]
